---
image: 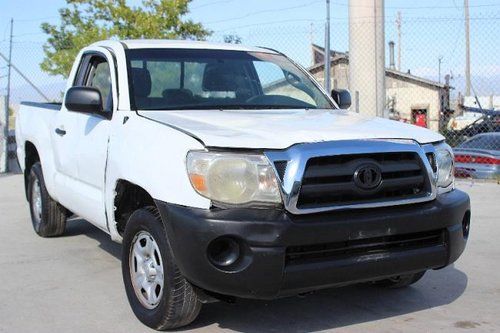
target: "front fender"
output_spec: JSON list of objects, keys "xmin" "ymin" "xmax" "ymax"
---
[{"xmin": 105, "ymin": 112, "xmax": 211, "ymax": 241}]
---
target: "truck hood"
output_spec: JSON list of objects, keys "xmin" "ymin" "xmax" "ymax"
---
[{"xmin": 138, "ymin": 109, "xmax": 444, "ymax": 149}]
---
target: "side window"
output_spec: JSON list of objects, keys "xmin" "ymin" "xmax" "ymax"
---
[{"xmin": 86, "ymin": 57, "xmax": 113, "ymax": 112}]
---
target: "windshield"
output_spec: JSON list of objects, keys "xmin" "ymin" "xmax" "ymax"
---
[{"xmin": 126, "ymin": 48, "xmax": 334, "ymax": 110}]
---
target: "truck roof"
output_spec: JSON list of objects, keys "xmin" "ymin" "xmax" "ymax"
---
[{"xmin": 95, "ymin": 39, "xmax": 278, "ymax": 54}]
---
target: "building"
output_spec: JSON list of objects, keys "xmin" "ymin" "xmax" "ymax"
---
[{"xmin": 308, "ymin": 44, "xmax": 451, "ymax": 132}]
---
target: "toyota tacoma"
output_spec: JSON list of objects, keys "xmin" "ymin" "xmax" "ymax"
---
[{"xmin": 15, "ymin": 40, "xmax": 471, "ymax": 330}]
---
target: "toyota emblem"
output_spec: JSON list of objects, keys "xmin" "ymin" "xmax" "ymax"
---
[{"xmin": 353, "ymin": 163, "xmax": 382, "ymax": 190}]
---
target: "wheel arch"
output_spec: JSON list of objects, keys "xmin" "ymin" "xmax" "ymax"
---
[
  {"xmin": 24, "ymin": 141, "xmax": 40, "ymax": 200},
  {"xmin": 113, "ymin": 179, "xmax": 157, "ymax": 236}
]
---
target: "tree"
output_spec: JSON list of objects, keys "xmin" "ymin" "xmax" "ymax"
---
[{"xmin": 41, "ymin": 0, "xmax": 212, "ymax": 77}]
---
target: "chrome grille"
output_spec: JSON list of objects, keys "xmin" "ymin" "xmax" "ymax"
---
[
  {"xmin": 297, "ymin": 152, "xmax": 430, "ymax": 209},
  {"xmin": 265, "ymin": 140, "xmax": 437, "ymax": 215}
]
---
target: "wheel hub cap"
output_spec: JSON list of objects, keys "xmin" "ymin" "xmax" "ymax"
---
[{"xmin": 129, "ymin": 231, "xmax": 164, "ymax": 309}]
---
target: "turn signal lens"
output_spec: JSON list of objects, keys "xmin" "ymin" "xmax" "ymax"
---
[{"xmin": 189, "ymin": 174, "xmax": 207, "ymax": 192}]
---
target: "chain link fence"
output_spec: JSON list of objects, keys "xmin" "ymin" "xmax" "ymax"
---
[
  {"xmin": 1, "ymin": 12, "xmax": 499, "ymax": 178},
  {"xmin": 207, "ymin": 13, "xmax": 500, "ymax": 180}
]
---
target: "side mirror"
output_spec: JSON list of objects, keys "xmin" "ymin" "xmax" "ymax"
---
[
  {"xmin": 331, "ymin": 89, "xmax": 351, "ymax": 109},
  {"xmin": 65, "ymin": 86, "xmax": 103, "ymax": 114}
]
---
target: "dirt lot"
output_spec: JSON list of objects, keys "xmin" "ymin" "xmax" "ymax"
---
[{"xmin": 0, "ymin": 174, "xmax": 499, "ymax": 332}]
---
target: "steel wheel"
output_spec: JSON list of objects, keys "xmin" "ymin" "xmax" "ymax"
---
[
  {"xmin": 31, "ymin": 178, "xmax": 42, "ymax": 230},
  {"xmin": 129, "ymin": 231, "xmax": 165, "ymax": 309},
  {"xmin": 122, "ymin": 207, "xmax": 201, "ymax": 329}
]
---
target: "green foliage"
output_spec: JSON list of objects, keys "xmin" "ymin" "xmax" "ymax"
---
[{"xmin": 41, "ymin": 0, "xmax": 212, "ymax": 77}]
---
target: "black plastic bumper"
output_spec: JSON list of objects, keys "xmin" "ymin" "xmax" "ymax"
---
[{"xmin": 156, "ymin": 189, "xmax": 470, "ymax": 299}]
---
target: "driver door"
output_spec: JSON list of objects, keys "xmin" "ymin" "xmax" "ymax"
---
[{"xmin": 71, "ymin": 49, "xmax": 117, "ymax": 230}]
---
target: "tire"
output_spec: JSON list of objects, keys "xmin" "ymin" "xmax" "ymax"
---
[
  {"xmin": 122, "ymin": 207, "xmax": 201, "ymax": 330},
  {"xmin": 28, "ymin": 162, "xmax": 66, "ymax": 237},
  {"xmin": 374, "ymin": 271, "xmax": 426, "ymax": 288}
]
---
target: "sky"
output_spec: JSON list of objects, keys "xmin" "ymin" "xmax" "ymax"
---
[{"xmin": 0, "ymin": 0, "xmax": 499, "ymax": 102}]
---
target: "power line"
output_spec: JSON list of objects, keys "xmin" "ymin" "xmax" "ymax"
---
[
  {"xmin": 13, "ymin": 32, "xmax": 46, "ymax": 38},
  {"xmin": 205, "ymin": 0, "xmax": 500, "ymax": 30},
  {"xmin": 191, "ymin": 0, "xmax": 237, "ymax": 10},
  {"xmin": 329, "ymin": 13, "xmax": 500, "ymax": 22},
  {"xmin": 212, "ymin": 13, "xmax": 500, "ymax": 34},
  {"xmin": 330, "ymin": 1, "xmax": 500, "ymax": 10},
  {"xmin": 14, "ymin": 16, "xmax": 59, "ymax": 22},
  {"xmin": 213, "ymin": 18, "xmax": 324, "ymax": 33},
  {"xmin": 205, "ymin": 0, "xmax": 323, "ymax": 24}
]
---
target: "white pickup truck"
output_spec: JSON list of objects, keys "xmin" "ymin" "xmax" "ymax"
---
[{"xmin": 16, "ymin": 40, "xmax": 471, "ymax": 330}]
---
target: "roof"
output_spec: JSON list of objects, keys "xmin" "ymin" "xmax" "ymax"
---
[
  {"xmin": 309, "ymin": 44, "xmax": 448, "ymax": 90},
  {"xmin": 308, "ymin": 54, "xmax": 349, "ymax": 73},
  {"xmin": 311, "ymin": 43, "xmax": 348, "ymax": 58},
  {"xmin": 118, "ymin": 39, "xmax": 277, "ymax": 53},
  {"xmin": 385, "ymin": 68, "xmax": 448, "ymax": 89}
]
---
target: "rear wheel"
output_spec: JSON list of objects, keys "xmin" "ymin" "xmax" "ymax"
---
[
  {"xmin": 122, "ymin": 207, "xmax": 201, "ymax": 330},
  {"xmin": 28, "ymin": 162, "xmax": 66, "ymax": 237},
  {"xmin": 374, "ymin": 271, "xmax": 426, "ymax": 288}
]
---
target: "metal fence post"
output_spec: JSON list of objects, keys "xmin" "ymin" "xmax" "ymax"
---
[{"xmin": 1, "ymin": 95, "xmax": 7, "ymax": 173}]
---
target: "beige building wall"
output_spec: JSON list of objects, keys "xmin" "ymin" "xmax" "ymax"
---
[
  {"xmin": 386, "ymin": 76, "xmax": 441, "ymax": 131},
  {"xmin": 311, "ymin": 64, "xmax": 444, "ymax": 132},
  {"xmin": 313, "ymin": 62, "xmax": 350, "ymax": 90}
]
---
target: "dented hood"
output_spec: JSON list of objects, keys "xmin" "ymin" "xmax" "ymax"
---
[{"xmin": 138, "ymin": 109, "xmax": 444, "ymax": 149}]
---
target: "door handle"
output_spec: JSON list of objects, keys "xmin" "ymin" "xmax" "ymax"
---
[{"xmin": 55, "ymin": 128, "xmax": 67, "ymax": 136}]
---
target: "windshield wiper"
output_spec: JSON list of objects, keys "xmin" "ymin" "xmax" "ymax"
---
[{"xmin": 140, "ymin": 104, "xmax": 315, "ymax": 111}]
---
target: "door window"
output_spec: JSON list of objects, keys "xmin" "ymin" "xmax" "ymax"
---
[{"xmin": 86, "ymin": 57, "xmax": 113, "ymax": 113}]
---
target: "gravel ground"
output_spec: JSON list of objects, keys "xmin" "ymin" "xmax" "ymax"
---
[{"xmin": 0, "ymin": 174, "xmax": 499, "ymax": 332}]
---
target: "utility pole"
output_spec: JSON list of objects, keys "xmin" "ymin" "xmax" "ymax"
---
[
  {"xmin": 396, "ymin": 11, "xmax": 402, "ymax": 71},
  {"xmin": 464, "ymin": 0, "xmax": 471, "ymax": 96},
  {"xmin": 324, "ymin": 0, "xmax": 331, "ymax": 93},
  {"xmin": 349, "ymin": 0, "xmax": 385, "ymax": 117},
  {"xmin": 438, "ymin": 56, "xmax": 443, "ymax": 83},
  {"xmin": 3, "ymin": 18, "xmax": 13, "ymax": 173}
]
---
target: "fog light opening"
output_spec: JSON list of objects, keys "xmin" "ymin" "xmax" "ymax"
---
[
  {"xmin": 462, "ymin": 211, "xmax": 471, "ymax": 239},
  {"xmin": 207, "ymin": 237, "xmax": 241, "ymax": 269}
]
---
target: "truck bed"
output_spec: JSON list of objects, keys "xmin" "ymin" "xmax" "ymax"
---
[{"xmin": 20, "ymin": 102, "xmax": 62, "ymax": 111}]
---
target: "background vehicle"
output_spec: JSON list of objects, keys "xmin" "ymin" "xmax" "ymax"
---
[
  {"xmin": 15, "ymin": 40, "xmax": 471, "ymax": 330},
  {"xmin": 454, "ymin": 133, "xmax": 500, "ymax": 179},
  {"xmin": 447, "ymin": 112, "xmax": 483, "ymax": 131}
]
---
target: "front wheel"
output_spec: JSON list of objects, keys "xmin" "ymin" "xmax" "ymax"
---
[{"xmin": 122, "ymin": 207, "xmax": 201, "ymax": 330}]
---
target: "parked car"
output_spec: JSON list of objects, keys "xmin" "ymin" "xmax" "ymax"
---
[
  {"xmin": 447, "ymin": 112, "xmax": 482, "ymax": 131},
  {"xmin": 15, "ymin": 40, "xmax": 471, "ymax": 330},
  {"xmin": 454, "ymin": 133, "xmax": 500, "ymax": 179},
  {"xmin": 452, "ymin": 113, "xmax": 500, "ymax": 141}
]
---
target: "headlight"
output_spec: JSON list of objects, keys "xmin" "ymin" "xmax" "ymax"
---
[
  {"xmin": 435, "ymin": 143, "xmax": 454, "ymax": 188},
  {"xmin": 186, "ymin": 151, "xmax": 282, "ymax": 206}
]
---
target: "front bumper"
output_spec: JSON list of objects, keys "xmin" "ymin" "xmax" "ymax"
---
[{"xmin": 156, "ymin": 189, "xmax": 470, "ymax": 299}]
